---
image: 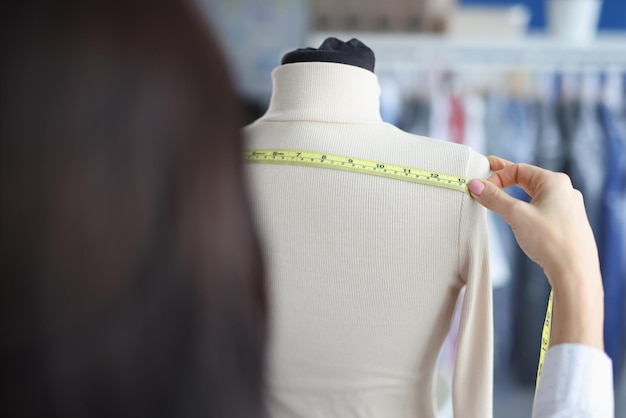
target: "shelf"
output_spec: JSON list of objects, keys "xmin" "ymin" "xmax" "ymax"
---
[{"xmin": 308, "ymin": 32, "xmax": 626, "ymax": 71}]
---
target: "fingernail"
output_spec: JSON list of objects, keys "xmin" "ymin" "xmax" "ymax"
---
[{"xmin": 468, "ymin": 180, "xmax": 485, "ymax": 196}]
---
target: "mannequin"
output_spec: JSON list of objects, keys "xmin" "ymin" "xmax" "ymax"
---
[
  {"xmin": 244, "ymin": 38, "xmax": 492, "ymax": 418},
  {"xmin": 281, "ymin": 37, "xmax": 375, "ymax": 72}
]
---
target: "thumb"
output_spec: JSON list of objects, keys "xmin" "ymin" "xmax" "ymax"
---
[{"xmin": 468, "ymin": 179, "xmax": 522, "ymax": 225}]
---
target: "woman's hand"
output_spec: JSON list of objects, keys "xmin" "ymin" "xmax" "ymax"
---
[{"xmin": 469, "ymin": 156, "xmax": 604, "ymax": 351}]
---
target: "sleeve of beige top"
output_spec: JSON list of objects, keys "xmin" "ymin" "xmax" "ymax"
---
[{"xmin": 452, "ymin": 150, "xmax": 493, "ymax": 418}]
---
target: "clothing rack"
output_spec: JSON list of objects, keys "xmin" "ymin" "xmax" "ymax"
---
[{"xmin": 309, "ymin": 32, "xmax": 626, "ymax": 72}]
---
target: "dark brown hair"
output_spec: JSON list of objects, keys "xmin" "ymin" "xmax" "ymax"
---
[{"xmin": 0, "ymin": 2, "xmax": 266, "ymax": 417}]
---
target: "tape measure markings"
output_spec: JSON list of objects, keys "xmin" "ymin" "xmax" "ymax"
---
[
  {"xmin": 244, "ymin": 149, "xmax": 470, "ymax": 194},
  {"xmin": 536, "ymin": 290, "xmax": 554, "ymax": 390}
]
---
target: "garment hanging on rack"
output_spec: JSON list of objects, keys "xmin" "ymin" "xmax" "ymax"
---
[
  {"xmin": 449, "ymin": 94, "xmax": 465, "ymax": 144},
  {"xmin": 598, "ymin": 100, "xmax": 626, "ymax": 379},
  {"xmin": 533, "ymin": 74, "xmax": 563, "ymax": 172},
  {"xmin": 399, "ymin": 93, "xmax": 430, "ymax": 136}
]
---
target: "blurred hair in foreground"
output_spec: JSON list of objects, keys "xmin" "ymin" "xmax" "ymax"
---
[{"xmin": 0, "ymin": 1, "xmax": 266, "ymax": 417}]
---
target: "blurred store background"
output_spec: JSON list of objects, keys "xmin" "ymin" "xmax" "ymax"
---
[{"xmin": 199, "ymin": 1, "xmax": 626, "ymax": 417}]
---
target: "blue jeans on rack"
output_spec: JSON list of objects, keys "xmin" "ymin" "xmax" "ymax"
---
[{"xmin": 598, "ymin": 103, "xmax": 626, "ymax": 381}]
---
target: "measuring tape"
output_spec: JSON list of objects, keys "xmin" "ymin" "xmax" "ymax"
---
[
  {"xmin": 536, "ymin": 290, "xmax": 554, "ymax": 390},
  {"xmin": 244, "ymin": 148, "xmax": 553, "ymax": 391},
  {"xmin": 243, "ymin": 149, "xmax": 470, "ymax": 194}
]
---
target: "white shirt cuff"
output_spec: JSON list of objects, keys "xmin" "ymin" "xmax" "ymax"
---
[{"xmin": 533, "ymin": 343, "xmax": 614, "ymax": 418}]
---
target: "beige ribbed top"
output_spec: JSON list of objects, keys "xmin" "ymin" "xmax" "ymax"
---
[{"xmin": 244, "ymin": 62, "xmax": 492, "ymax": 418}]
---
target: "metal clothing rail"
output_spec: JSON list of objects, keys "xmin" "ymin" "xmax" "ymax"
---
[{"xmin": 309, "ymin": 32, "xmax": 626, "ymax": 71}]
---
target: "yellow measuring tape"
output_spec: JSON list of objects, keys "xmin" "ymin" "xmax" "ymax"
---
[
  {"xmin": 536, "ymin": 290, "xmax": 554, "ymax": 390},
  {"xmin": 244, "ymin": 148, "xmax": 553, "ymax": 391},
  {"xmin": 243, "ymin": 149, "xmax": 471, "ymax": 194}
]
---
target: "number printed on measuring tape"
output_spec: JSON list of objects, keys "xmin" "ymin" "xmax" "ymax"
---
[{"xmin": 243, "ymin": 149, "xmax": 470, "ymax": 194}]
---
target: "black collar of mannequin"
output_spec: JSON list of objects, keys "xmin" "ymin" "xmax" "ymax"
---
[{"xmin": 281, "ymin": 37, "xmax": 375, "ymax": 73}]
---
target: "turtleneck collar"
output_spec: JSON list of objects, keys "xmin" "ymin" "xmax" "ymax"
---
[{"xmin": 259, "ymin": 62, "xmax": 383, "ymax": 124}]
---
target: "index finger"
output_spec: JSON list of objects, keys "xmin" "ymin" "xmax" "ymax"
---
[
  {"xmin": 486, "ymin": 162, "xmax": 554, "ymax": 198},
  {"xmin": 487, "ymin": 155, "xmax": 514, "ymax": 172}
]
